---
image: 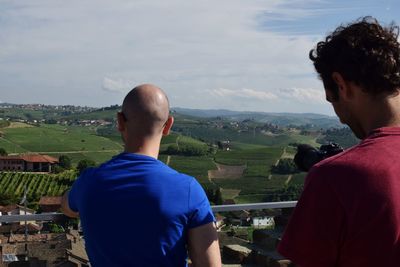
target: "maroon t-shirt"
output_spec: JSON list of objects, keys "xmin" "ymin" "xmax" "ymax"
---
[{"xmin": 278, "ymin": 127, "xmax": 400, "ymax": 267}]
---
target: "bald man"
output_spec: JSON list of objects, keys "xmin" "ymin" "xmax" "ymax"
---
[{"xmin": 61, "ymin": 84, "xmax": 221, "ymax": 267}]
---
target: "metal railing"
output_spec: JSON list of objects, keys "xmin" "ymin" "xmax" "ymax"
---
[
  {"xmin": 212, "ymin": 201, "xmax": 297, "ymax": 212},
  {"xmin": 0, "ymin": 201, "xmax": 297, "ymax": 223}
]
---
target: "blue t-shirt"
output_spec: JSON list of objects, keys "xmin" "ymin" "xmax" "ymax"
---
[{"xmin": 69, "ymin": 152, "xmax": 215, "ymax": 267}]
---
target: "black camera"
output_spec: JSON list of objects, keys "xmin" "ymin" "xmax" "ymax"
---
[{"xmin": 294, "ymin": 143, "xmax": 344, "ymax": 172}]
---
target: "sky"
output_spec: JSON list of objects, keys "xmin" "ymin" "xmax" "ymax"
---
[{"xmin": 0, "ymin": 0, "xmax": 398, "ymax": 115}]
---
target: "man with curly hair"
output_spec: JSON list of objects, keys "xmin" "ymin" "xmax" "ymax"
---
[{"xmin": 278, "ymin": 17, "xmax": 400, "ymax": 266}]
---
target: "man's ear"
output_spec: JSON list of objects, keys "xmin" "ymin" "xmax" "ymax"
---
[
  {"xmin": 117, "ymin": 112, "xmax": 126, "ymax": 132},
  {"xmin": 332, "ymin": 72, "xmax": 353, "ymax": 101},
  {"xmin": 162, "ymin": 116, "xmax": 174, "ymax": 136}
]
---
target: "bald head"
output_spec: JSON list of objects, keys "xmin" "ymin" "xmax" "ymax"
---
[{"xmin": 121, "ymin": 84, "xmax": 170, "ymax": 137}]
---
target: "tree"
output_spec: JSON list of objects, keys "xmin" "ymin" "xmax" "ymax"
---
[
  {"xmin": 48, "ymin": 223, "xmax": 65, "ymax": 233},
  {"xmin": 166, "ymin": 144, "xmax": 179, "ymax": 154},
  {"xmin": 271, "ymin": 158, "xmax": 299, "ymax": 174},
  {"xmin": 59, "ymin": 155, "xmax": 72, "ymax": 169},
  {"xmin": 77, "ymin": 159, "xmax": 96, "ymax": 175},
  {"xmin": 214, "ymin": 188, "xmax": 223, "ymax": 205},
  {"xmin": 0, "ymin": 148, "xmax": 7, "ymax": 156}
]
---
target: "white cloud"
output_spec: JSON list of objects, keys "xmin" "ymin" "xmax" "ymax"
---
[
  {"xmin": 0, "ymin": 0, "xmax": 393, "ymax": 113},
  {"xmin": 209, "ymin": 87, "xmax": 324, "ymax": 104},
  {"xmin": 102, "ymin": 77, "xmax": 134, "ymax": 93},
  {"xmin": 277, "ymin": 87, "xmax": 325, "ymax": 103},
  {"xmin": 211, "ymin": 88, "xmax": 277, "ymax": 100}
]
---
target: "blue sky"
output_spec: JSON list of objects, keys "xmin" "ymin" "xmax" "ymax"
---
[{"xmin": 0, "ymin": 0, "xmax": 398, "ymax": 115}]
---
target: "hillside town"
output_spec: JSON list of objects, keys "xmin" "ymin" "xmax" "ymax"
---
[{"xmin": 0, "ymin": 195, "xmax": 295, "ymax": 267}]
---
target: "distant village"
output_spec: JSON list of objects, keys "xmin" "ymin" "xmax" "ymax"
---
[
  {"xmin": 0, "ymin": 103, "xmax": 114, "ymax": 127},
  {"xmin": 0, "ymin": 103, "xmax": 97, "ymax": 113}
]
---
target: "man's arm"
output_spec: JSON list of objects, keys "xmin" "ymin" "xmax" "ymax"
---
[
  {"xmin": 188, "ymin": 222, "xmax": 221, "ymax": 267},
  {"xmin": 61, "ymin": 190, "xmax": 79, "ymax": 218}
]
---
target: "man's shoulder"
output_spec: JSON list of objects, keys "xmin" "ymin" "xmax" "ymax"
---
[
  {"xmin": 313, "ymin": 144, "xmax": 361, "ymax": 169},
  {"xmin": 307, "ymin": 139, "xmax": 394, "ymax": 187},
  {"xmin": 305, "ymin": 144, "xmax": 366, "ymax": 185}
]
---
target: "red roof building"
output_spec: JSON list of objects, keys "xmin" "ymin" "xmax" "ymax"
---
[
  {"xmin": 0, "ymin": 154, "xmax": 59, "ymax": 172},
  {"xmin": 39, "ymin": 196, "xmax": 62, "ymax": 212}
]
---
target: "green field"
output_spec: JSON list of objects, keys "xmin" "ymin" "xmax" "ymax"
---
[
  {"xmin": 0, "ymin": 171, "xmax": 76, "ymax": 201},
  {"xmin": 0, "ymin": 124, "xmax": 122, "ymax": 164},
  {"xmin": 168, "ymin": 155, "xmax": 216, "ymax": 186},
  {"xmin": 0, "ymin": 119, "xmax": 308, "ymax": 204}
]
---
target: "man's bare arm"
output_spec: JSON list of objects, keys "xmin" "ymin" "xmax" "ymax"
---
[
  {"xmin": 61, "ymin": 190, "xmax": 79, "ymax": 218},
  {"xmin": 188, "ymin": 222, "xmax": 221, "ymax": 267}
]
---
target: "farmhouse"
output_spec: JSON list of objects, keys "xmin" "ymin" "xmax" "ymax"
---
[
  {"xmin": 0, "ymin": 154, "xmax": 59, "ymax": 172},
  {"xmin": 39, "ymin": 196, "xmax": 62, "ymax": 212}
]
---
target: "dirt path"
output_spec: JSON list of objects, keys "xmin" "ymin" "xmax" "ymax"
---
[
  {"xmin": 280, "ymin": 146, "xmax": 294, "ymax": 159},
  {"xmin": 269, "ymin": 146, "xmax": 291, "ymax": 181},
  {"xmin": 272, "ymin": 147, "xmax": 286, "ymax": 167},
  {"xmin": 220, "ymin": 188, "xmax": 241, "ymax": 199},
  {"xmin": 208, "ymin": 162, "xmax": 246, "ymax": 179},
  {"xmin": 285, "ymin": 175, "xmax": 293, "ymax": 185}
]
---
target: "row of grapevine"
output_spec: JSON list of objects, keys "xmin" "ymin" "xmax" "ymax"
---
[{"xmin": 0, "ymin": 170, "xmax": 77, "ymax": 202}]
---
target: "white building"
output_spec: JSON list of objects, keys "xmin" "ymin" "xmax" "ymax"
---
[{"xmin": 252, "ymin": 216, "xmax": 274, "ymax": 228}]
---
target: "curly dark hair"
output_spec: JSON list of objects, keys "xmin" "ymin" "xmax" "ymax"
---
[{"xmin": 309, "ymin": 16, "xmax": 400, "ymax": 100}]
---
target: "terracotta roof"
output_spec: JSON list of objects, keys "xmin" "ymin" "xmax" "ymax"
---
[
  {"xmin": 8, "ymin": 233, "xmax": 51, "ymax": 243},
  {"xmin": 0, "ymin": 204, "xmax": 35, "ymax": 213},
  {"xmin": 0, "ymin": 154, "xmax": 58, "ymax": 163},
  {"xmin": 0, "ymin": 204, "xmax": 18, "ymax": 213},
  {"xmin": 21, "ymin": 154, "xmax": 58, "ymax": 163},
  {"xmin": 39, "ymin": 196, "xmax": 62, "ymax": 205}
]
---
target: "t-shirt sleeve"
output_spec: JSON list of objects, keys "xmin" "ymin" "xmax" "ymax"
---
[
  {"xmin": 68, "ymin": 168, "xmax": 93, "ymax": 213},
  {"xmin": 187, "ymin": 178, "xmax": 215, "ymax": 229},
  {"xmin": 277, "ymin": 166, "xmax": 345, "ymax": 267}
]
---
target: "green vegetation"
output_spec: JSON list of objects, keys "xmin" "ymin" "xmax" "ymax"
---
[
  {"xmin": 215, "ymin": 147, "xmax": 282, "ymax": 167},
  {"xmin": 0, "ymin": 120, "xmax": 10, "ymax": 128},
  {"xmin": 0, "ymin": 148, "xmax": 7, "ymax": 156},
  {"xmin": 271, "ymin": 158, "xmax": 298, "ymax": 174},
  {"xmin": 1, "ymin": 124, "xmax": 122, "ymax": 153},
  {"xmin": 0, "ymin": 107, "xmax": 362, "ymax": 205},
  {"xmin": 48, "ymin": 223, "xmax": 65, "ymax": 233},
  {"xmin": 58, "ymin": 155, "xmax": 72, "ymax": 169},
  {"xmin": 0, "ymin": 171, "xmax": 76, "ymax": 205},
  {"xmin": 263, "ymin": 184, "xmax": 304, "ymax": 202},
  {"xmin": 0, "ymin": 124, "xmax": 122, "ymax": 165},
  {"xmin": 317, "ymin": 127, "xmax": 359, "ymax": 148},
  {"xmin": 77, "ymin": 159, "xmax": 97, "ymax": 175},
  {"xmin": 161, "ymin": 134, "xmax": 212, "ymax": 156},
  {"xmin": 168, "ymin": 155, "xmax": 216, "ymax": 186}
]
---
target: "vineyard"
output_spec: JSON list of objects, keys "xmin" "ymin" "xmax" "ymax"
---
[{"xmin": 0, "ymin": 171, "xmax": 76, "ymax": 201}]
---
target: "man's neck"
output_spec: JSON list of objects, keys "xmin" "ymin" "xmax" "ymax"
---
[
  {"xmin": 123, "ymin": 139, "xmax": 161, "ymax": 159},
  {"xmin": 360, "ymin": 92, "xmax": 400, "ymax": 135}
]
